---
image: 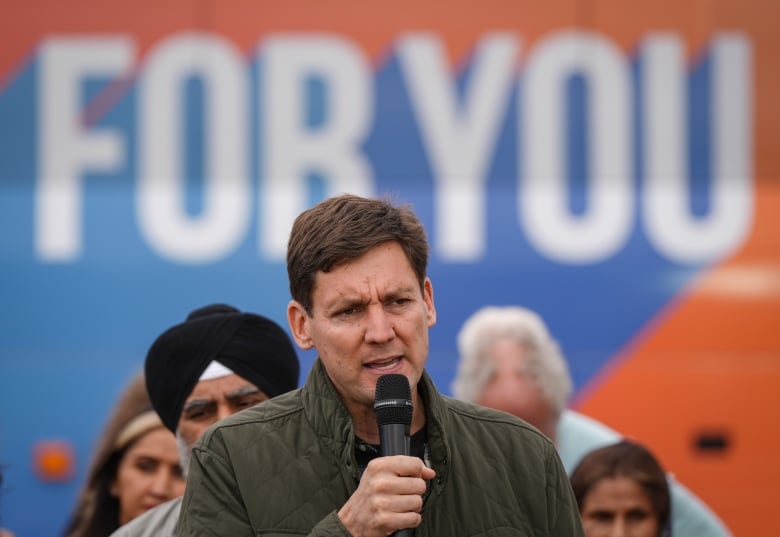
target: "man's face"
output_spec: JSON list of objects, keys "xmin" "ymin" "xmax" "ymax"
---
[
  {"xmin": 177, "ymin": 373, "xmax": 268, "ymax": 449},
  {"xmin": 475, "ymin": 338, "xmax": 558, "ymax": 442},
  {"xmin": 288, "ymin": 242, "xmax": 436, "ymax": 421}
]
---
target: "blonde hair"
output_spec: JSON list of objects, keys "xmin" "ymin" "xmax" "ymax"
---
[{"xmin": 114, "ymin": 411, "xmax": 163, "ymax": 451}]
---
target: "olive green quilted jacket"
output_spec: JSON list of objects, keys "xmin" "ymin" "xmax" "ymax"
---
[{"xmin": 178, "ymin": 359, "xmax": 585, "ymax": 537}]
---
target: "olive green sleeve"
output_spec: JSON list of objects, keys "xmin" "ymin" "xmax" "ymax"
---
[{"xmin": 177, "ymin": 437, "xmax": 255, "ymax": 537}]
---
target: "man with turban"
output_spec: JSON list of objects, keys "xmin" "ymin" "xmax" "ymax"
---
[{"xmin": 110, "ymin": 303, "xmax": 300, "ymax": 537}]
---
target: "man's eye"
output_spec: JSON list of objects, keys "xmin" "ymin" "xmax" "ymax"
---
[
  {"xmin": 235, "ymin": 397, "xmax": 263, "ymax": 409},
  {"xmin": 183, "ymin": 407, "xmax": 215, "ymax": 421},
  {"xmin": 388, "ymin": 297, "xmax": 412, "ymax": 309}
]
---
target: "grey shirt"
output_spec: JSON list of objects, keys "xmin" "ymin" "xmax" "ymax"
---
[{"xmin": 109, "ymin": 496, "xmax": 181, "ymax": 537}]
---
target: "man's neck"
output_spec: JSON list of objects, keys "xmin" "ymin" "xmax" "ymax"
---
[{"xmin": 350, "ymin": 384, "xmax": 427, "ymax": 444}]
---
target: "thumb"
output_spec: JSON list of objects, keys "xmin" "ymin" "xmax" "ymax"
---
[{"xmin": 421, "ymin": 465, "xmax": 436, "ymax": 479}]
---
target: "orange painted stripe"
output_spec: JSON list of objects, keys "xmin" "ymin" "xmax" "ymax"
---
[{"xmin": 577, "ymin": 183, "xmax": 780, "ymax": 536}]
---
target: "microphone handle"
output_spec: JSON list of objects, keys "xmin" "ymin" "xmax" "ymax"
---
[
  {"xmin": 378, "ymin": 423, "xmax": 415, "ymax": 536},
  {"xmin": 378, "ymin": 423, "xmax": 410, "ymax": 457}
]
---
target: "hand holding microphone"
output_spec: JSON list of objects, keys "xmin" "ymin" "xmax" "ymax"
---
[
  {"xmin": 337, "ymin": 374, "xmax": 435, "ymax": 537},
  {"xmin": 374, "ymin": 374, "xmax": 435, "ymax": 537}
]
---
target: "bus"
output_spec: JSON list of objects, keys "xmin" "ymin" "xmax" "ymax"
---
[{"xmin": 1, "ymin": 1, "xmax": 777, "ymax": 535}]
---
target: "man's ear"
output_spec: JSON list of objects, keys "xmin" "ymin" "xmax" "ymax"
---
[
  {"xmin": 287, "ymin": 300, "xmax": 313, "ymax": 350},
  {"xmin": 423, "ymin": 277, "xmax": 437, "ymax": 328}
]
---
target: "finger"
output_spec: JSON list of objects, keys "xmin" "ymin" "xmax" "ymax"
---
[
  {"xmin": 394, "ymin": 489, "xmax": 425, "ymax": 513},
  {"xmin": 393, "ymin": 476, "xmax": 428, "ymax": 496},
  {"xmin": 380, "ymin": 455, "xmax": 429, "ymax": 477}
]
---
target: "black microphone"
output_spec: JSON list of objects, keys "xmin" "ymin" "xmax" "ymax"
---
[{"xmin": 374, "ymin": 374, "xmax": 414, "ymax": 537}]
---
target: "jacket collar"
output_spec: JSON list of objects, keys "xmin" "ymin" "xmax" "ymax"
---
[{"xmin": 300, "ymin": 358, "xmax": 451, "ymax": 479}]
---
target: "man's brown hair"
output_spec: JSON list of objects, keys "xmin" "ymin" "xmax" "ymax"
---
[{"xmin": 287, "ymin": 194, "xmax": 429, "ymax": 314}]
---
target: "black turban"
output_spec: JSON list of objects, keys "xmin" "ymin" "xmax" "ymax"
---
[{"xmin": 145, "ymin": 303, "xmax": 300, "ymax": 432}]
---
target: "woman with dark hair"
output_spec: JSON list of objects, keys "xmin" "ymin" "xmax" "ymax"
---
[
  {"xmin": 570, "ymin": 440, "xmax": 672, "ymax": 537},
  {"xmin": 63, "ymin": 371, "xmax": 185, "ymax": 537}
]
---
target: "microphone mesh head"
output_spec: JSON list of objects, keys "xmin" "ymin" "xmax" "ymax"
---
[{"xmin": 374, "ymin": 374, "xmax": 413, "ymax": 427}]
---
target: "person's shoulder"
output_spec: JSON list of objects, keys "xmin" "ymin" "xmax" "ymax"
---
[
  {"xmin": 669, "ymin": 477, "xmax": 733, "ymax": 536},
  {"xmin": 557, "ymin": 409, "xmax": 622, "ymax": 472},
  {"xmin": 108, "ymin": 497, "xmax": 182, "ymax": 537},
  {"xmin": 560, "ymin": 409, "xmax": 620, "ymax": 438}
]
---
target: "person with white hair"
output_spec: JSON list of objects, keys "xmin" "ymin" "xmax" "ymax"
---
[
  {"xmin": 452, "ymin": 305, "xmax": 732, "ymax": 537},
  {"xmin": 453, "ymin": 306, "xmax": 571, "ymax": 444}
]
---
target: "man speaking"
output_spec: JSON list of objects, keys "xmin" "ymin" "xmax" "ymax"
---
[{"xmin": 177, "ymin": 195, "xmax": 585, "ymax": 536}]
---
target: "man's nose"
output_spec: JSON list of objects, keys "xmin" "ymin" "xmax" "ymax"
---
[
  {"xmin": 364, "ymin": 306, "xmax": 395, "ymax": 343},
  {"xmin": 216, "ymin": 404, "xmax": 234, "ymax": 422}
]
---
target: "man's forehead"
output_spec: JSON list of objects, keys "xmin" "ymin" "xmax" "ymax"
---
[{"xmin": 311, "ymin": 257, "xmax": 420, "ymax": 302}]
